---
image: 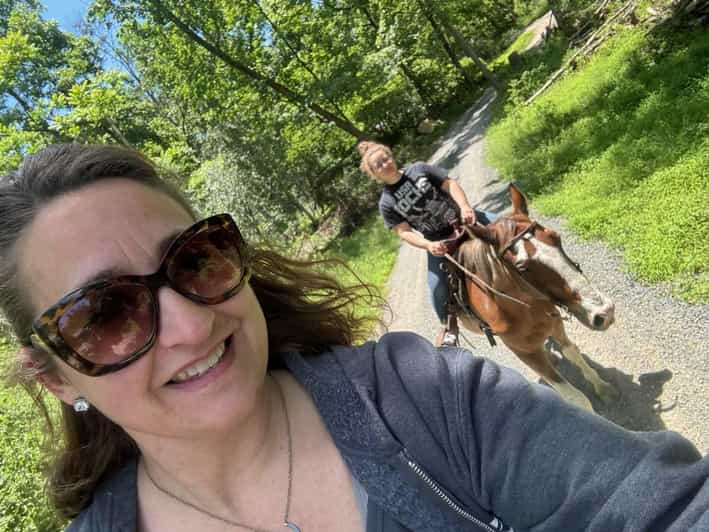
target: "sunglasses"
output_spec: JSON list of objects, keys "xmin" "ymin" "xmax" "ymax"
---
[{"xmin": 30, "ymin": 214, "xmax": 249, "ymax": 377}]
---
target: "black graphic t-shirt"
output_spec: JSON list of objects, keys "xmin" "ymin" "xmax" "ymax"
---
[{"xmin": 378, "ymin": 162, "xmax": 460, "ymax": 241}]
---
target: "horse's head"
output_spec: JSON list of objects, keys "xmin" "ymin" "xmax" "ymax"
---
[{"xmin": 468, "ymin": 185, "xmax": 615, "ymax": 331}]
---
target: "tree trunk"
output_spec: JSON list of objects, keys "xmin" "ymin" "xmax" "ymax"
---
[
  {"xmin": 357, "ymin": 3, "xmax": 433, "ymax": 109},
  {"xmin": 148, "ymin": 0, "xmax": 368, "ymax": 140},
  {"xmin": 103, "ymin": 117, "xmax": 133, "ymax": 147},
  {"xmin": 415, "ymin": 0, "xmax": 476, "ymax": 90},
  {"xmin": 442, "ymin": 23, "xmax": 499, "ymax": 89}
]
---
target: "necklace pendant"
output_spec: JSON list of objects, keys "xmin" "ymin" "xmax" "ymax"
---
[{"xmin": 284, "ymin": 522, "xmax": 301, "ymax": 532}]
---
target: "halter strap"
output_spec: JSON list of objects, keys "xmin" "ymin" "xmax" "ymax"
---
[
  {"xmin": 500, "ymin": 221, "xmax": 583, "ymax": 273},
  {"xmin": 499, "ymin": 221, "xmax": 538, "ymax": 258}
]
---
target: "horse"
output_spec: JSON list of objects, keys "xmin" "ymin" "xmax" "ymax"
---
[{"xmin": 450, "ymin": 185, "xmax": 617, "ymax": 411}]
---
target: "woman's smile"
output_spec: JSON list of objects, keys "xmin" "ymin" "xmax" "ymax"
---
[
  {"xmin": 164, "ymin": 334, "xmax": 236, "ymax": 391},
  {"xmin": 18, "ymin": 178, "xmax": 270, "ymax": 437}
]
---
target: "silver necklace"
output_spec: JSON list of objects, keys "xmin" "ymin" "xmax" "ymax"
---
[{"xmin": 144, "ymin": 377, "xmax": 301, "ymax": 532}]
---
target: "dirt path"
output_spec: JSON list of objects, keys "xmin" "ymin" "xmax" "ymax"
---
[{"xmin": 384, "ymin": 88, "xmax": 709, "ymax": 453}]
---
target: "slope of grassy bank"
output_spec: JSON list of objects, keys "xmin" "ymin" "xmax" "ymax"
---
[{"xmin": 487, "ymin": 27, "xmax": 709, "ymax": 301}]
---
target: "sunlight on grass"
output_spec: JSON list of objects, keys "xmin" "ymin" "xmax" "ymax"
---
[
  {"xmin": 487, "ymin": 28, "xmax": 709, "ymax": 301},
  {"xmin": 492, "ymin": 30, "xmax": 536, "ymax": 68},
  {"xmin": 328, "ymin": 215, "xmax": 399, "ymax": 289}
]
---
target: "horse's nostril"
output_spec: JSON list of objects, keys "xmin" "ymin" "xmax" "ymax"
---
[{"xmin": 593, "ymin": 315, "xmax": 605, "ymax": 328}]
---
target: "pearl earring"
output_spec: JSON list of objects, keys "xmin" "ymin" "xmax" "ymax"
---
[{"xmin": 73, "ymin": 397, "xmax": 90, "ymax": 413}]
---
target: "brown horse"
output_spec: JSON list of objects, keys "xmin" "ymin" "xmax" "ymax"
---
[{"xmin": 453, "ymin": 185, "xmax": 617, "ymax": 411}]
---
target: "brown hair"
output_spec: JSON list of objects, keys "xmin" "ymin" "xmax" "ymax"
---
[
  {"xmin": 0, "ymin": 144, "xmax": 383, "ymax": 520},
  {"xmin": 357, "ymin": 140, "xmax": 393, "ymax": 177}
]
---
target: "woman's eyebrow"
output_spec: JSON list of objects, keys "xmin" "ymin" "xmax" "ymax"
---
[
  {"xmin": 158, "ymin": 229, "xmax": 183, "ymax": 256},
  {"xmin": 78, "ymin": 229, "xmax": 185, "ymax": 286}
]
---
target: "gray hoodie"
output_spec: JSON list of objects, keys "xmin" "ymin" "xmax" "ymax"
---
[{"xmin": 67, "ymin": 332, "xmax": 709, "ymax": 531}]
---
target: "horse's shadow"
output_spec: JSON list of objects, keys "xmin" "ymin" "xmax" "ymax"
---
[{"xmin": 552, "ymin": 354, "xmax": 673, "ymax": 431}]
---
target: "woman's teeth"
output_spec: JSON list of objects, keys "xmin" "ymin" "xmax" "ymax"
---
[{"xmin": 171, "ymin": 342, "xmax": 225, "ymax": 383}]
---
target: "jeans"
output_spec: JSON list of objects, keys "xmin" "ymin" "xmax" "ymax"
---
[{"xmin": 427, "ymin": 209, "xmax": 497, "ymax": 323}]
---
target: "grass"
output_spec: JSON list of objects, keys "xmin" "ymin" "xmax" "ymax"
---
[
  {"xmin": 0, "ymin": 340, "xmax": 62, "ymax": 532},
  {"xmin": 486, "ymin": 27, "xmax": 709, "ymax": 302},
  {"xmin": 322, "ymin": 211, "xmax": 400, "ymax": 333},
  {"xmin": 492, "ymin": 30, "xmax": 537, "ymax": 69},
  {"xmin": 326, "ymin": 212, "xmax": 399, "ymax": 291}
]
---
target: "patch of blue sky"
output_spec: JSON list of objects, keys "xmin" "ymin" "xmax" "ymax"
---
[{"xmin": 42, "ymin": 0, "xmax": 90, "ymax": 34}]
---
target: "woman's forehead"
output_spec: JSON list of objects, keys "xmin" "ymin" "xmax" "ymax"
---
[
  {"xmin": 18, "ymin": 179, "xmax": 192, "ymax": 309},
  {"xmin": 369, "ymin": 148, "xmax": 390, "ymax": 160}
]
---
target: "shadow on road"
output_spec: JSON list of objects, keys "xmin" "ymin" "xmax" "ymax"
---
[
  {"xmin": 431, "ymin": 89, "xmax": 497, "ymax": 171},
  {"xmin": 475, "ymin": 184, "xmax": 510, "ymax": 213},
  {"xmin": 555, "ymin": 355, "xmax": 673, "ymax": 431}
]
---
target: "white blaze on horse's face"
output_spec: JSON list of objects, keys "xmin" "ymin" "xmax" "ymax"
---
[{"xmin": 510, "ymin": 236, "xmax": 615, "ymax": 331}]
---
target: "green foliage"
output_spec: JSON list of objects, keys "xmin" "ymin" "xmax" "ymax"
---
[
  {"xmin": 487, "ymin": 28, "xmax": 709, "ymax": 300},
  {"xmin": 491, "ymin": 32, "xmax": 570, "ymax": 111},
  {"xmin": 2, "ymin": 0, "xmax": 521, "ymax": 248},
  {"xmin": 326, "ymin": 212, "xmax": 400, "ymax": 292},
  {"xmin": 321, "ymin": 212, "xmax": 400, "ymax": 332},
  {"xmin": 514, "ymin": 0, "xmax": 550, "ymax": 27},
  {"xmin": 0, "ymin": 383, "xmax": 61, "ymax": 532},
  {"xmin": 493, "ymin": 30, "xmax": 536, "ymax": 66}
]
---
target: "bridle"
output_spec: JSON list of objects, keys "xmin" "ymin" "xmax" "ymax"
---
[
  {"xmin": 444, "ymin": 219, "xmax": 587, "ymax": 317},
  {"xmin": 499, "ymin": 220, "xmax": 583, "ymax": 274},
  {"xmin": 494, "ymin": 218, "xmax": 587, "ymax": 319}
]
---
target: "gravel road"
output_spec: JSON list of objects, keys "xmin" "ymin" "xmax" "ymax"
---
[{"xmin": 383, "ymin": 88, "xmax": 709, "ymax": 453}]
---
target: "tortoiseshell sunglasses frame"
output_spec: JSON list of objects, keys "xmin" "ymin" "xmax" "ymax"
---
[{"xmin": 30, "ymin": 214, "xmax": 250, "ymax": 377}]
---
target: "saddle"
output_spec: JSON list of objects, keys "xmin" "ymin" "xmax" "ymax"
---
[{"xmin": 439, "ymin": 225, "xmax": 497, "ymax": 347}]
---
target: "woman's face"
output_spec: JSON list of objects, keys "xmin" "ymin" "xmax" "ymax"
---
[
  {"xmin": 368, "ymin": 149, "xmax": 400, "ymax": 184},
  {"xmin": 17, "ymin": 179, "xmax": 269, "ymax": 441}
]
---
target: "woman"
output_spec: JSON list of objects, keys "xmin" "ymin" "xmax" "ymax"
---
[
  {"xmin": 1, "ymin": 144, "xmax": 707, "ymax": 532},
  {"xmin": 358, "ymin": 141, "xmax": 496, "ymax": 347}
]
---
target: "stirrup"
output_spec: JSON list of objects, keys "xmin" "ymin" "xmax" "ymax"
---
[{"xmin": 436, "ymin": 327, "xmax": 459, "ymax": 348}]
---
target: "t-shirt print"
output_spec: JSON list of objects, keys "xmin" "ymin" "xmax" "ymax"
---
[
  {"xmin": 393, "ymin": 176, "xmax": 433, "ymax": 216},
  {"xmin": 378, "ymin": 162, "xmax": 460, "ymax": 241}
]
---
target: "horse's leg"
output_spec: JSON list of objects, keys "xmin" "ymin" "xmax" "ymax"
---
[
  {"xmin": 512, "ymin": 347, "xmax": 594, "ymax": 412},
  {"xmin": 553, "ymin": 327, "xmax": 618, "ymax": 403}
]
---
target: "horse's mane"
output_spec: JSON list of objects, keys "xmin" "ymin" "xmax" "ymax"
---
[{"xmin": 457, "ymin": 218, "xmax": 546, "ymax": 299}]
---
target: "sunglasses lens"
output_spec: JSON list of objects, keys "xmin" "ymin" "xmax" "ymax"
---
[
  {"xmin": 58, "ymin": 283, "xmax": 155, "ymax": 365},
  {"xmin": 167, "ymin": 223, "xmax": 244, "ymax": 301}
]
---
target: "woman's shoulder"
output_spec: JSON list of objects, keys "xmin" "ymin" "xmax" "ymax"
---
[
  {"xmin": 65, "ymin": 460, "xmax": 138, "ymax": 532},
  {"xmin": 400, "ymin": 161, "xmax": 424, "ymax": 175},
  {"xmin": 332, "ymin": 332, "xmax": 487, "ymax": 408}
]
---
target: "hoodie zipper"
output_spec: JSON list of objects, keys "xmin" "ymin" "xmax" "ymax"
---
[{"xmin": 400, "ymin": 450, "xmax": 498, "ymax": 532}]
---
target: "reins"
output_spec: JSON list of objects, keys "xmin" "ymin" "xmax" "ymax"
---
[
  {"xmin": 444, "ymin": 248, "xmax": 530, "ymax": 307},
  {"xmin": 443, "ymin": 221, "xmax": 585, "ymax": 316}
]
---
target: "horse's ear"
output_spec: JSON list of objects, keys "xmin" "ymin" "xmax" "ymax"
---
[
  {"xmin": 509, "ymin": 184, "xmax": 529, "ymax": 216},
  {"xmin": 468, "ymin": 223, "xmax": 497, "ymax": 245}
]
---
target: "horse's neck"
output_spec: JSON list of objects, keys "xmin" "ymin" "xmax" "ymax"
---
[{"xmin": 461, "ymin": 240, "xmax": 549, "ymax": 305}]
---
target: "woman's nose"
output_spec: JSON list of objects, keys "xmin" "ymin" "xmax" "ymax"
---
[{"xmin": 156, "ymin": 286, "xmax": 216, "ymax": 348}]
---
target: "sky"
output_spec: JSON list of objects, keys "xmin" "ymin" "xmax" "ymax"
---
[{"xmin": 42, "ymin": 0, "xmax": 90, "ymax": 33}]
